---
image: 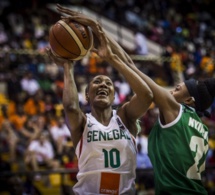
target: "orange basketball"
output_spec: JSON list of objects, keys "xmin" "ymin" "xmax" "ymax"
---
[{"xmin": 49, "ymin": 19, "xmax": 93, "ymax": 61}]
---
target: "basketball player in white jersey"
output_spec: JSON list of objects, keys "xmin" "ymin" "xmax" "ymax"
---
[{"xmin": 47, "ymin": 15, "xmax": 153, "ymax": 194}]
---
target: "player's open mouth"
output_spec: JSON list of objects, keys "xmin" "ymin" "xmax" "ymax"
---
[{"xmin": 96, "ymin": 90, "xmax": 108, "ymax": 96}]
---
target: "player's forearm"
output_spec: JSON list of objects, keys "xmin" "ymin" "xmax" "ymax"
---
[
  {"xmin": 107, "ymin": 54, "xmax": 152, "ymax": 100},
  {"xmin": 101, "ymin": 28, "xmax": 162, "ymax": 99},
  {"xmin": 129, "ymin": 64, "xmax": 172, "ymax": 107},
  {"xmin": 63, "ymin": 63, "xmax": 80, "ymax": 111},
  {"xmin": 106, "ymin": 37, "xmax": 166, "ymax": 104}
]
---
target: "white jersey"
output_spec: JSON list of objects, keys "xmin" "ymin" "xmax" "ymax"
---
[{"xmin": 73, "ymin": 110, "xmax": 137, "ymax": 195}]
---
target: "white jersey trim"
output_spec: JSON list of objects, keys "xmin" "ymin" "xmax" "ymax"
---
[{"xmin": 158, "ymin": 104, "xmax": 183, "ymax": 128}]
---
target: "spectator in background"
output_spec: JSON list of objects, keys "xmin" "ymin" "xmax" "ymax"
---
[
  {"xmin": 53, "ymin": 73, "xmax": 64, "ymax": 102},
  {"xmin": 136, "ymin": 142, "xmax": 154, "ymax": 194},
  {"xmin": 9, "ymin": 103, "xmax": 27, "ymax": 131},
  {"xmin": 200, "ymin": 51, "xmax": 214, "ymax": 78},
  {"xmin": 63, "ymin": 145, "xmax": 78, "ymax": 182},
  {"xmin": 0, "ymin": 23, "xmax": 8, "ymax": 44},
  {"xmin": 6, "ymin": 70, "xmax": 22, "ymax": 101},
  {"xmin": 43, "ymin": 94, "xmax": 56, "ymax": 115},
  {"xmin": 18, "ymin": 116, "xmax": 41, "ymax": 145},
  {"xmin": 6, "ymin": 92, "xmax": 27, "ymax": 117},
  {"xmin": 114, "ymin": 76, "xmax": 131, "ymax": 103},
  {"xmin": 134, "ymin": 31, "xmax": 148, "ymax": 55},
  {"xmin": 170, "ymin": 47, "xmax": 185, "ymax": 85},
  {"xmin": 193, "ymin": 44, "xmax": 202, "ymax": 74},
  {"xmin": 162, "ymin": 45, "xmax": 174, "ymax": 86},
  {"xmin": 1, "ymin": 120, "xmax": 19, "ymax": 162},
  {"xmin": 0, "ymin": 104, "xmax": 8, "ymax": 129},
  {"xmin": 7, "ymin": 12, "xmax": 24, "ymax": 38},
  {"xmin": 37, "ymin": 35, "xmax": 49, "ymax": 53},
  {"xmin": 32, "ymin": 15, "xmax": 46, "ymax": 40},
  {"xmin": 136, "ymin": 143, "xmax": 152, "ymax": 169},
  {"xmin": 37, "ymin": 72, "xmax": 53, "ymax": 95},
  {"xmin": 24, "ymin": 89, "xmax": 45, "ymax": 116},
  {"xmin": 49, "ymin": 116, "xmax": 71, "ymax": 157},
  {"xmin": 135, "ymin": 120, "xmax": 154, "ymax": 194},
  {"xmin": 7, "ymin": 115, "xmax": 41, "ymax": 161},
  {"xmin": 136, "ymin": 131, "xmax": 149, "ymax": 155},
  {"xmin": 87, "ymin": 51, "xmax": 100, "ymax": 76},
  {"xmin": 20, "ymin": 71, "xmax": 40, "ymax": 96},
  {"xmin": 24, "ymin": 131, "xmax": 59, "ymax": 174}
]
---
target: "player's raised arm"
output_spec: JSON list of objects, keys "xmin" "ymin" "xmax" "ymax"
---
[
  {"xmin": 94, "ymin": 25, "xmax": 153, "ymax": 135},
  {"xmin": 46, "ymin": 48, "xmax": 86, "ymax": 148}
]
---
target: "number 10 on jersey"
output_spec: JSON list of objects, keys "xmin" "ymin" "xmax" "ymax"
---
[{"xmin": 103, "ymin": 148, "xmax": 121, "ymax": 168}]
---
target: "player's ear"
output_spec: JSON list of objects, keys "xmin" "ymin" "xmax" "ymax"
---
[{"xmin": 184, "ymin": 97, "xmax": 195, "ymax": 106}]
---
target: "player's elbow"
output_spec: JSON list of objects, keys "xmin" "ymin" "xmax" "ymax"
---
[
  {"xmin": 142, "ymin": 87, "xmax": 154, "ymax": 103},
  {"xmin": 63, "ymin": 102, "xmax": 80, "ymax": 114}
]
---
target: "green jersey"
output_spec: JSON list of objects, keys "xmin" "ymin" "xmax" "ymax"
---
[{"xmin": 148, "ymin": 104, "xmax": 208, "ymax": 195}]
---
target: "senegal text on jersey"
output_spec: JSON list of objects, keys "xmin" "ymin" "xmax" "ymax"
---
[{"xmin": 87, "ymin": 129, "xmax": 131, "ymax": 142}]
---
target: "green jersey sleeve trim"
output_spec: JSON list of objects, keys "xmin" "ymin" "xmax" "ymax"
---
[{"xmin": 158, "ymin": 104, "xmax": 183, "ymax": 128}]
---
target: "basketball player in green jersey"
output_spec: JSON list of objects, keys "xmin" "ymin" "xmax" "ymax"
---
[
  {"xmin": 106, "ymin": 43, "xmax": 214, "ymax": 194},
  {"xmin": 56, "ymin": 4, "xmax": 215, "ymax": 194}
]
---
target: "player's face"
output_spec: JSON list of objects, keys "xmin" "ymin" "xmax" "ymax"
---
[
  {"xmin": 88, "ymin": 75, "xmax": 115, "ymax": 107},
  {"xmin": 170, "ymin": 82, "xmax": 190, "ymax": 103}
]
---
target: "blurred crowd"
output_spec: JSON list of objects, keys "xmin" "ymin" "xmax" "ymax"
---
[
  {"xmin": 0, "ymin": 0, "xmax": 215, "ymax": 194},
  {"xmin": 85, "ymin": 0, "xmax": 215, "ymax": 85}
]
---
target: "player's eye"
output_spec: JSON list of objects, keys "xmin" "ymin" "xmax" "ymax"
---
[
  {"xmin": 94, "ymin": 80, "xmax": 100, "ymax": 84},
  {"xmin": 106, "ymin": 81, "xmax": 112, "ymax": 86}
]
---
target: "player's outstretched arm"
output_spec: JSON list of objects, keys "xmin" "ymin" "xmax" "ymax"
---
[
  {"xmin": 46, "ymin": 48, "xmax": 86, "ymax": 148},
  {"xmin": 95, "ymin": 25, "xmax": 153, "ymax": 135}
]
